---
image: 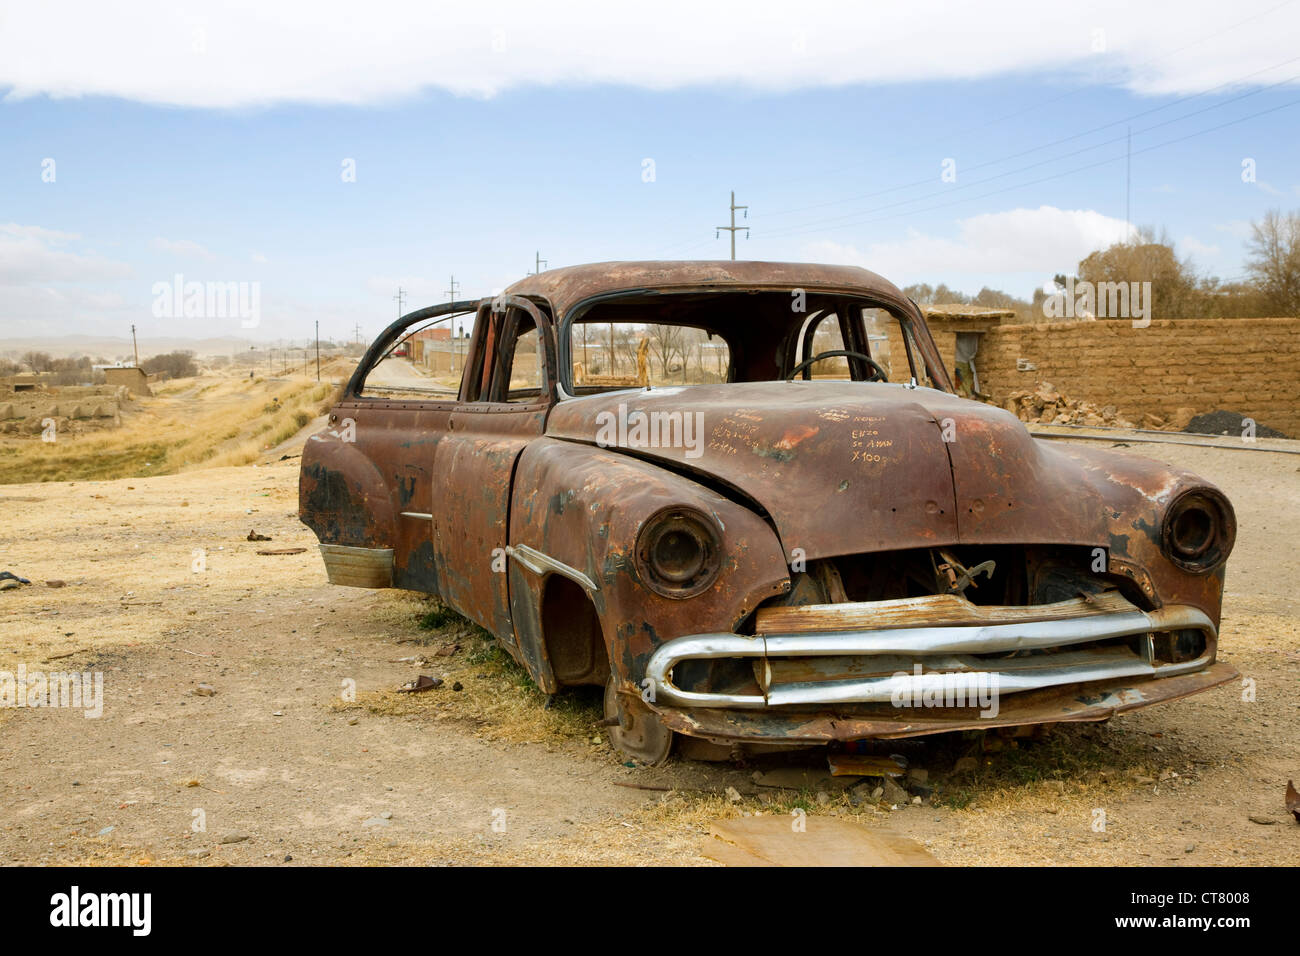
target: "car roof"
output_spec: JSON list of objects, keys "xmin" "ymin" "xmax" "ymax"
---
[{"xmin": 501, "ymin": 260, "xmax": 911, "ymax": 318}]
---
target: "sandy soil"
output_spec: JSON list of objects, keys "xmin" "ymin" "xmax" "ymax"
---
[{"xmin": 0, "ymin": 432, "xmax": 1296, "ymax": 866}]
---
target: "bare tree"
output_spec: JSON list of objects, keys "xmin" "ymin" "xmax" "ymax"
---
[
  {"xmin": 1245, "ymin": 210, "xmax": 1300, "ymax": 316},
  {"xmin": 646, "ymin": 324, "xmax": 686, "ymax": 376}
]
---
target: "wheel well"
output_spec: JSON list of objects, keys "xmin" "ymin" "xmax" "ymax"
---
[{"xmin": 540, "ymin": 575, "xmax": 608, "ymax": 686}]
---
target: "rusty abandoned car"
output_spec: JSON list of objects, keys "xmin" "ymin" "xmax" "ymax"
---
[{"xmin": 299, "ymin": 261, "xmax": 1237, "ymax": 764}]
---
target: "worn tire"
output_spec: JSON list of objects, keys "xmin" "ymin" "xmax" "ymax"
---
[{"xmin": 603, "ymin": 672, "xmax": 673, "ymax": 766}]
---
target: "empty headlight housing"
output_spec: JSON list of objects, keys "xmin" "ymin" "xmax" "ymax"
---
[
  {"xmin": 1161, "ymin": 488, "xmax": 1235, "ymax": 573},
  {"xmin": 635, "ymin": 506, "xmax": 722, "ymax": 598}
]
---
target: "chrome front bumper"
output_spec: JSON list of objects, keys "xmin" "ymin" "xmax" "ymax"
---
[{"xmin": 644, "ymin": 592, "xmax": 1216, "ymax": 710}]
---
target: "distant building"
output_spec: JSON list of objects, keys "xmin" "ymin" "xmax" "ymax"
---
[
  {"xmin": 103, "ymin": 366, "xmax": 153, "ymax": 397},
  {"xmin": 0, "ymin": 373, "xmax": 47, "ymax": 393}
]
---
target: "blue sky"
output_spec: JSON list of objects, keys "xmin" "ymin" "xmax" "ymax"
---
[{"xmin": 3, "ymin": 0, "xmax": 1299, "ymax": 345}]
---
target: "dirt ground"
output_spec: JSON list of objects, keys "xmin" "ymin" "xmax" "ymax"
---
[{"xmin": 0, "ymin": 431, "xmax": 1297, "ymax": 866}]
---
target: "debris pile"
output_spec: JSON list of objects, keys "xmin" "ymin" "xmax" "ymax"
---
[
  {"xmin": 1184, "ymin": 410, "xmax": 1289, "ymax": 440},
  {"xmin": 1001, "ymin": 383, "xmax": 1137, "ymax": 429}
]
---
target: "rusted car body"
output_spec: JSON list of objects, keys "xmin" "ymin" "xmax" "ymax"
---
[{"xmin": 300, "ymin": 261, "xmax": 1237, "ymax": 763}]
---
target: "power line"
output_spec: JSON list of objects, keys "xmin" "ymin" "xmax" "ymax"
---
[
  {"xmin": 528, "ymin": 251, "xmax": 548, "ymax": 275},
  {"xmin": 757, "ymin": 94, "xmax": 1300, "ymax": 241},
  {"xmin": 758, "ymin": 81, "xmax": 1300, "ymax": 241},
  {"xmin": 715, "ymin": 190, "xmax": 749, "ymax": 259},
  {"xmin": 742, "ymin": 0, "xmax": 1299, "ymax": 198},
  {"xmin": 646, "ymin": 48, "xmax": 1300, "ymax": 260},
  {"xmin": 445, "ymin": 275, "xmax": 460, "ymax": 302},
  {"xmin": 393, "ymin": 287, "xmax": 406, "ymax": 317},
  {"xmin": 762, "ymin": 52, "xmax": 1300, "ymax": 224}
]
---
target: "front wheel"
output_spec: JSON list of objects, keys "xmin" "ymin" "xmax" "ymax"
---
[{"xmin": 603, "ymin": 672, "xmax": 673, "ymax": 766}]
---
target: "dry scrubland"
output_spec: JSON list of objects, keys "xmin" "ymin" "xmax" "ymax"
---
[
  {"xmin": 0, "ymin": 366, "xmax": 345, "ymax": 485},
  {"xmin": 0, "ymin": 377, "xmax": 1296, "ymax": 864}
]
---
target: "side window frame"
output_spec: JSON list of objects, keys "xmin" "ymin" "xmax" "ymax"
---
[
  {"xmin": 464, "ymin": 295, "xmax": 557, "ymax": 408},
  {"xmin": 344, "ymin": 299, "xmax": 482, "ymax": 404}
]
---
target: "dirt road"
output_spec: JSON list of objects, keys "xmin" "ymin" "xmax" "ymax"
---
[{"xmin": 1, "ymin": 434, "xmax": 1297, "ymax": 865}]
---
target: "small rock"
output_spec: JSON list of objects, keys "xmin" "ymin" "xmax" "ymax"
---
[
  {"xmin": 97, "ymin": 826, "xmax": 114, "ymax": 836},
  {"xmin": 871, "ymin": 786, "xmax": 884, "ymax": 800},
  {"xmin": 194, "ymin": 684, "xmax": 216, "ymax": 697},
  {"xmin": 1184, "ymin": 843, "xmax": 1195, "ymax": 854},
  {"xmin": 45, "ymin": 580, "xmax": 67, "ymax": 588},
  {"xmin": 452, "ymin": 681, "xmax": 463, "ymax": 692},
  {"xmin": 880, "ymin": 777, "xmax": 910, "ymax": 806},
  {"xmin": 283, "ymin": 854, "xmax": 292, "ymax": 862},
  {"xmin": 815, "ymin": 790, "xmax": 830, "ymax": 806},
  {"xmin": 271, "ymin": 710, "xmax": 284, "ymax": 717},
  {"xmin": 187, "ymin": 849, "xmax": 210, "ymax": 859},
  {"xmin": 380, "ymin": 811, "xmax": 393, "ymax": 820},
  {"xmin": 219, "ymin": 833, "xmax": 249, "ymax": 844},
  {"xmin": 1248, "ymin": 814, "xmax": 1278, "ymax": 825},
  {"xmin": 362, "ymin": 817, "xmax": 391, "ymax": 828},
  {"xmin": 725, "ymin": 786, "xmax": 743, "ymax": 803},
  {"xmin": 906, "ymin": 768, "xmax": 929, "ymax": 786},
  {"xmin": 347, "ymin": 716, "xmax": 359, "ymax": 726},
  {"xmin": 911, "ymin": 796, "xmax": 923, "ymax": 805}
]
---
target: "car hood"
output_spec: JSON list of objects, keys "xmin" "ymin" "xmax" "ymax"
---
[{"xmin": 545, "ymin": 381, "xmax": 1109, "ymax": 560}]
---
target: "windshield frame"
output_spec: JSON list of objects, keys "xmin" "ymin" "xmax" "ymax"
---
[{"xmin": 556, "ymin": 286, "xmax": 953, "ymax": 396}]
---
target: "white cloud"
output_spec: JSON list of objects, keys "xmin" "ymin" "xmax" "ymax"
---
[
  {"xmin": 1180, "ymin": 235, "xmax": 1221, "ymax": 258},
  {"xmin": 1215, "ymin": 219, "xmax": 1255, "ymax": 239},
  {"xmin": 0, "ymin": 222, "xmax": 133, "ymax": 284},
  {"xmin": 1, "ymin": 1, "xmax": 1298, "ymax": 108},
  {"xmin": 151, "ymin": 237, "xmax": 215, "ymax": 259},
  {"xmin": 804, "ymin": 205, "xmax": 1134, "ymax": 285}
]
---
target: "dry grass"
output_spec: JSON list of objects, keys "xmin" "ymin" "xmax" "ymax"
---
[
  {"xmin": 0, "ymin": 369, "xmax": 344, "ymax": 484},
  {"xmin": 332, "ymin": 593, "xmax": 607, "ymax": 748}
]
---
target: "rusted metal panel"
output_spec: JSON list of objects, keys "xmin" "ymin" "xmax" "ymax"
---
[
  {"xmin": 545, "ymin": 382, "xmax": 963, "ymax": 562},
  {"xmin": 507, "ymin": 437, "xmax": 790, "ymax": 693},
  {"xmin": 433, "ymin": 405, "xmax": 547, "ymax": 641}
]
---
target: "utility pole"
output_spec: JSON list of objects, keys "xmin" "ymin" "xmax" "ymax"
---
[
  {"xmin": 130, "ymin": 324, "xmax": 140, "ymax": 367},
  {"xmin": 315, "ymin": 320, "xmax": 320, "ymax": 382},
  {"xmin": 393, "ymin": 287, "xmax": 406, "ymax": 318},
  {"xmin": 445, "ymin": 276, "xmax": 461, "ymax": 373},
  {"xmin": 528, "ymin": 251, "xmax": 548, "ymax": 275},
  {"xmin": 353, "ymin": 322, "xmax": 362, "ymax": 344},
  {"xmin": 716, "ymin": 190, "xmax": 749, "ymax": 260}
]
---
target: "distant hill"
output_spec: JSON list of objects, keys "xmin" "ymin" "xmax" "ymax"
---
[{"xmin": 0, "ymin": 335, "xmax": 341, "ymax": 361}]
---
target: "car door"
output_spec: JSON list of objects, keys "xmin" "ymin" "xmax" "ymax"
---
[
  {"xmin": 301, "ymin": 300, "xmax": 480, "ymax": 593},
  {"xmin": 431, "ymin": 295, "xmax": 556, "ymax": 646}
]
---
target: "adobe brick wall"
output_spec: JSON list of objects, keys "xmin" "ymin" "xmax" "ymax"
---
[{"xmin": 975, "ymin": 317, "xmax": 1300, "ymax": 435}]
